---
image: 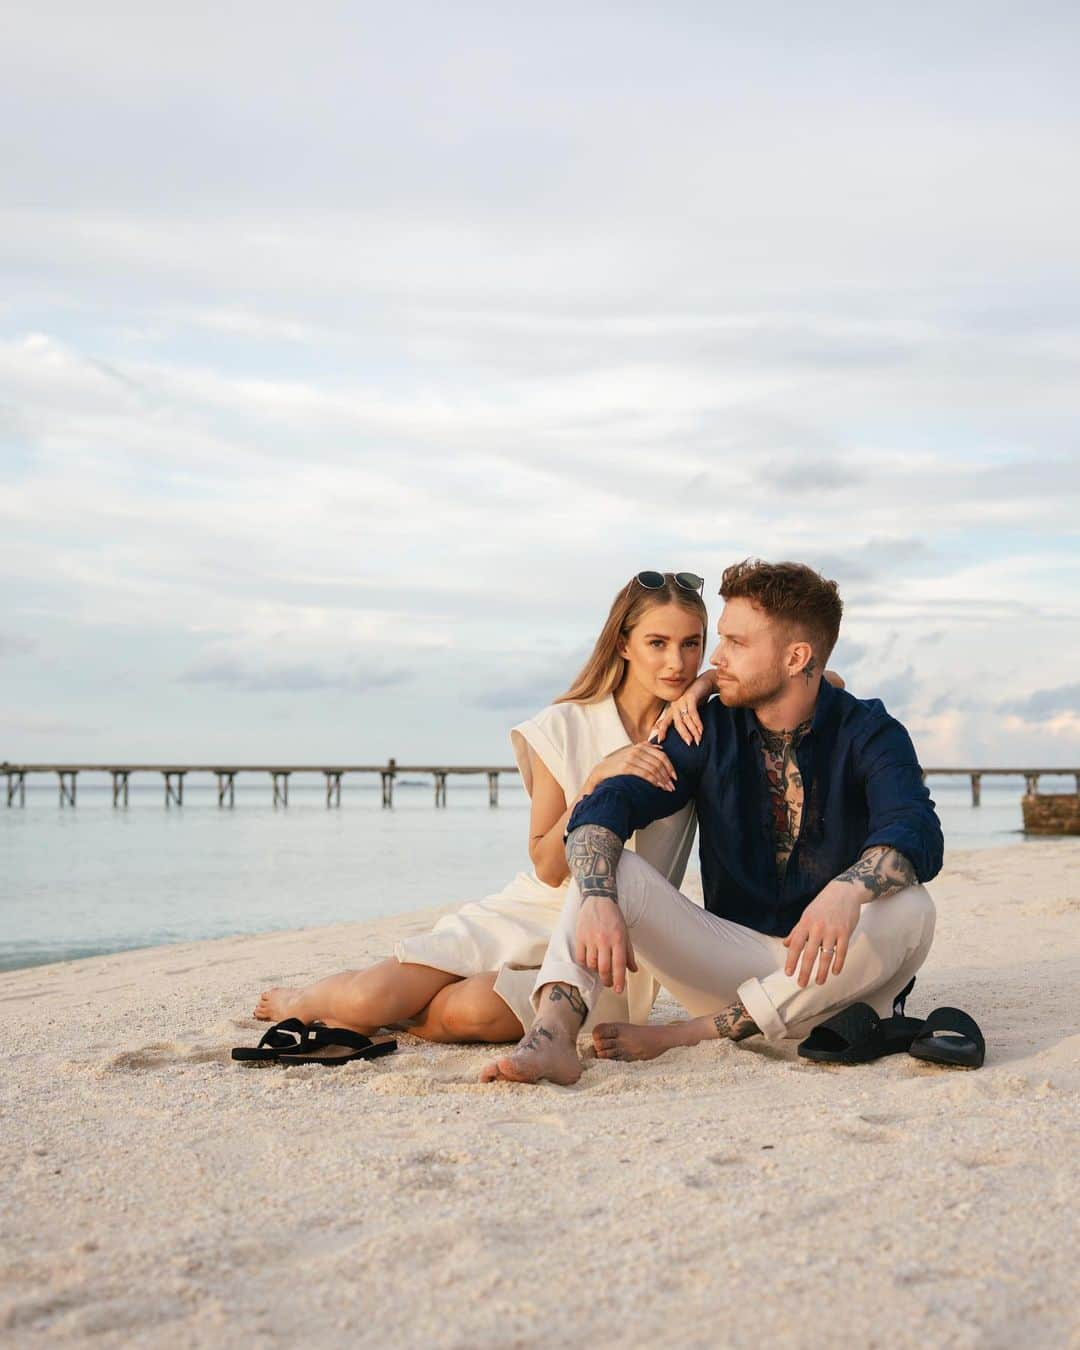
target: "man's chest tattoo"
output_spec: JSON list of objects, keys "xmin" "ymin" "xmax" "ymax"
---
[{"xmin": 758, "ymin": 719, "xmax": 812, "ymax": 879}]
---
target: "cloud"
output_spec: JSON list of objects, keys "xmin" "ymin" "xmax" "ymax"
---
[
  {"xmin": 0, "ymin": 633, "xmax": 36, "ymax": 658},
  {"xmin": 999, "ymin": 683, "xmax": 1080, "ymax": 721},
  {"xmin": 1, "ymin": 7, "xmax": 1078, "ymax": 763},
  {"xmin": 178, "ymin": 660, "xmax": 412, "ymax": 695}
]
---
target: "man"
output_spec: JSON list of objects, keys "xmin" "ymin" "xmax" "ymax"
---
[{"xmin": 481, "ymin": 559, "xmax": 942, "ymax": 1086}]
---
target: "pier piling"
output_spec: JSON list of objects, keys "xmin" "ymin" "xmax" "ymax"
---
[
  {"xmin": 164, "ymin": 772, "xmax": 185, "ymax": 807},
  {"xmin": 6, "ymin": 770, "xmax": 25, "ymax": 807},
  {"xmin": 58, "ymin": 771, "xmax": 77, "ymax": 807},
  {"xmin": 324, "ymin": 771, "xmax": 342, "ymax": 808},
  {"xmin": 381, "ymin": 758, "xmax": 396, "ymax": 808},
  {"xmin": 216, "ymin": 772, "xmax": 235, "ymax": 808},
  {"xmin": 488, "ymin": 771, "xmax": 499, "ymax": 807},
  {"xmin": 272, "ymin": 772, "xmax": 290, "ymax": 808},
  {"xmin": 970, "ymin": 772, "xmax": 982, "ymax": 807},
  {"xmin": 111, "ymin": 770, "xmax": 129, "ymax": 808}
]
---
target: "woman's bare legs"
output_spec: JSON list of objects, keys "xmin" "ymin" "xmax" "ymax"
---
[
  {"xmin": 254, "ymin": 960, "xmax": 459, "ymax": 1034},
  {"xmin": 409, "ymin": 973, "xmax": 523, "ymax": 1044}
]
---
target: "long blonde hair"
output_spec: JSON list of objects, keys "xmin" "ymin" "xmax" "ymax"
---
[{"xmin": 555, "ymin": 575, "xmax": 708, "ymax": 704}]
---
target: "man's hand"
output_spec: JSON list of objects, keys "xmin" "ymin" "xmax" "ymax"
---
[
  {"xmin": 782, "ymin": 881, "xmax": 862, "ymax": 987},
  {"xmin": 575, "ymin": 896, "xmax": 638, "ymax": 994}
]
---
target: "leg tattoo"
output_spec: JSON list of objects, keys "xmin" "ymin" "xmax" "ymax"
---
[
  {"xmin": 712, "ymin": 999, "xmax": 760, "ymax": 1042},
  {"xmin": 547, "ymin": 983, "xmax": 588, "ymax": 1025}
]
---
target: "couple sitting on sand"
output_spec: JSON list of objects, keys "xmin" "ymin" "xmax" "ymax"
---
[{"xmin": 255, "ymin": 559, "xmax": 942, "ymax": 1084}]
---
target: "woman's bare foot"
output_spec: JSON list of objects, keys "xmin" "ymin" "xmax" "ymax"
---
[
  {"xmin": 254, "ymin": 987, "xmax": 303, "ymax": 1022},
  {"xmin": 592, "ymin": 1020, "xmax": 696, "ymax": 1061},
  {"xmin": 479, "ymin": 1020, "xmax": 583, "ymax": 1085}
]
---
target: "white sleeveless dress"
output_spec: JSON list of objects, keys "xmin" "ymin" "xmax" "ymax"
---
[{"xmin": 394, "ymin": 695, "xmax": 697, "ymax": 1030}]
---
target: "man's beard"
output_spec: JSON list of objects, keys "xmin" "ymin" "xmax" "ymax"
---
[{"xmin": 715, "ymin": 669, "xmax": 786, "ymax": 709}]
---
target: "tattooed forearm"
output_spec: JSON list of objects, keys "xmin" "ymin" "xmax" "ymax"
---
[
  {"xmin": 712, "ymin": 999, "xmax": 759, "ymax": 1042},
  {"xmin": 547, "ymin": 983, "xmax": 588, "ymax": 1025},
  {"xmin": 835, "ymin": 846, "xmax": 916, "ymax": 900},
  {"xmin": 803, "ymin": 655, "xmax": 817, "ymax": 685},
  {"xmin": 566, "ymin": 824, "xmax": 624, "ymax": 905}
]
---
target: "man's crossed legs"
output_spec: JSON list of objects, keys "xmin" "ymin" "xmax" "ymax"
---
[{"xmin": 481, "ymin": 851, "xmax": 935, "ymax": 1084}]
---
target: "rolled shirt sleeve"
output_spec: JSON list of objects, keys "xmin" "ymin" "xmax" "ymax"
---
[
  {"xmin": 566, "ymin": 727, "xmax": 704, "ymax": 842},
  {"xmin": 856, "ymin": 718, "xmax": 944, "ymax": 883}
]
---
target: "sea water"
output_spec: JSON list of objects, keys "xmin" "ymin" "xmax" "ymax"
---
[{"xmin": 0, "ymin": 773, "xmax": 1070, "ymax": 972}]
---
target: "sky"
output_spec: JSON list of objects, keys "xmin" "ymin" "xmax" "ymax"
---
[{"xmin": 2, "ymin": 2, "xmax": 1079, "ymax": 770}]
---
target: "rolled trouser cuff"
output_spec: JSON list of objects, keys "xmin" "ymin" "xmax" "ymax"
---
[{"xmin": 736, "ymin": 974, "xmax": 789, "ymax": 1042}]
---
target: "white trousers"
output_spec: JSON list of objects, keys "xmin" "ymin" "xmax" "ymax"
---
[{"xmin": 531, "ymin": 851, "xmax": 936, "ymax": 1042}]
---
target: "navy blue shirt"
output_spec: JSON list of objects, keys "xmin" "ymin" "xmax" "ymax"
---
[{"xmin": 566, "ymin": 677, "xmax": 943, "ymax": 938}]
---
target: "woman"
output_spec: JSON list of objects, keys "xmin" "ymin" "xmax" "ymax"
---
[{"xmin": 253, "ymin": 571, "xmax": 714, "ymax": 1042}]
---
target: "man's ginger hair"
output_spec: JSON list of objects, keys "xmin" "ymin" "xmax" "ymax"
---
[{"xmin": 720, "ymin": 559, "xmax": 843, "ymax": 663}]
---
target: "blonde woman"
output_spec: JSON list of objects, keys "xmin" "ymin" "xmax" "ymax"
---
[{"xmin": 253, "ymin": 572, "xmax": 714, "ymax": 1043}]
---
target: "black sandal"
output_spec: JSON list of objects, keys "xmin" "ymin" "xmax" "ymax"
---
[
  {"xmin": 908, "ymin": 1007, "xmax": 985, "ymax": 1069},
  {"xmin": 275, "ymin": 1024, "xmax": 398, "ymax": 1066},
  {"xmin": 797, "ymin": 977, "xmax": 924, "ymax": 1065},
  {"xmin": 231, "ymin": 1017, "xmax": 311, "ymax": 1062}
]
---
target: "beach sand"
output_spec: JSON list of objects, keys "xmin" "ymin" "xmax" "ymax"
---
[{"xmin": 2, "ymin": 842, "xmax": 1078, "ymax": 1348}]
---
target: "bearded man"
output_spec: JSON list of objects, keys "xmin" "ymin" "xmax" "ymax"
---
[{"xmin": 481, "ymin": 559, "xmax": 941, "ymax": 1086}]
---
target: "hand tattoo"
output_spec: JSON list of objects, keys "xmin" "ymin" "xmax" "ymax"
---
[
  {"xmin": 803, "ymin": 656, "xmax": 817, "ymax": 685},
  {"xmin": 566, "ymin": 824, "xmax": 623, "ymax": 906},
  {"xmin": 836, "ymin": 846, "xmax": 916, "ymax": 900},
  {"xmin": 712, "ymin": 999, "xmax": 759, "ymax": 1041},
  {"xmin": 547, "ymin": 983, "xmax": 588, "ymax": 1025}
]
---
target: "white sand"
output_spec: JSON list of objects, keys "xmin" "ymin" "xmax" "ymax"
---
[{"xmin": 2, "ymin": 842, "xmax": 1079, "ymax": 1349}]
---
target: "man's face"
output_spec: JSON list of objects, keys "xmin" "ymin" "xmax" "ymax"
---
[{"xmin": 708, "ymin": 597, "xmax": 788, "ymax": 707}]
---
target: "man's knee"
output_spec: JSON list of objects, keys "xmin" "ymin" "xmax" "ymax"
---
[
  {"xmin": 614, "ymin": 850, "xmax": 670, "ymax": 924},
  {"xmin": 860, "ymin": 884, "xmax": 936, "ymax": 959}
]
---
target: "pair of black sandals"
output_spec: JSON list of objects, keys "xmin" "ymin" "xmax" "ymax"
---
[
  {"xmin": 797, "ymin": 978, "xmax": 985, "ymax": 1068},
  {"xmin": 231, "ymin": 1018, "xmax": 398, "ymax": 1066}
]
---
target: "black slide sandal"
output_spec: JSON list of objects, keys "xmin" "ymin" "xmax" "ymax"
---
[
  {"xmin": 798, "ymin": 978, "xmax": 924, "ymax": 1065},
  {"xmin": 276, "ymin": 1024, "xmax": 398, "ymax": 1066},
  {"xmin": 231, "ymin": 1017, "xmax": 310, "ymax": 1062},
  {"xmin": 908, "ymin": 1007, "xmax": 985, "ymax": 1069}
]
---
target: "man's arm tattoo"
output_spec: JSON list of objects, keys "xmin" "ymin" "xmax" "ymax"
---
[
  {"xmin": 713, "ymin": 999, "xmax": 759, "ymax": 1042},
  {"xmin": 565, "ymin": 824, "xmax": 624, "ymax": 905},
  {"xmin": 547, "ymin": 983, "xmax": 588, "ymax": 1025},
  {"xmin": 835, "ymin": 845, "xmax": 916, "ymax": 900}
]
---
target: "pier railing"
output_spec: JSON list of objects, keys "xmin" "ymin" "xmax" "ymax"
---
[
  {"xmin": 3, "ymin": 762, "xmax": 1079, "ymax": 810},
  {"xmin": 1, "ymin": 761, "xmax": 518, "ymax": 809}
]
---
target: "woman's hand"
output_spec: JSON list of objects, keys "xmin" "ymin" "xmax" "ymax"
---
[
  {"xmin": 584, "ymin": 742, "xmax": 678, "ymax": 796},
  {"xmin": 649, "ymin": 670, "xmax": 717, "ymax": 746},
  {"xmin": 824, "ymin": 669, "xmax": 845, "ymax": 689}
]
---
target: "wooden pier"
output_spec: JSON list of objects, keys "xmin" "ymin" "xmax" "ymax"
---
[
  {"xmin": 2, "ymin": 763, "xmax": 1079, "ymax": 811},
  {"xmin": 1, "ymin": 761, "xmax": 518, "ymax": 809}
]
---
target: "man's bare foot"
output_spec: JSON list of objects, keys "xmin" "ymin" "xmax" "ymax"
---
[
  {"xmin": 479, "ymin": 1021, "xmax": 583, "ymax": 1085},
  {"xmin": 479, "ymin": 983, "xmax": 591, "ymax": 1085},
  {"xmin": 254, "ymin": 987, "xmax": 303, "ymax": 1022},
  {"xmin": 592, "ymin": 1020, "xmax": 693, "ymax": 1061}
]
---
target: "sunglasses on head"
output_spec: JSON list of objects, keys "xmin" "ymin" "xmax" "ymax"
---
[{"xmin": 634, "ymin": 571, "xmax": 705, "ymax": 595}]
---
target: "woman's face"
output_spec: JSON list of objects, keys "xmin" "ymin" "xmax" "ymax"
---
[{"xmin": 619, "ymin": 601, "xmax": 704, "ymax": 701}]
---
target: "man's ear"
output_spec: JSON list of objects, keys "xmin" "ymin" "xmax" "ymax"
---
[{"xmin": 788, "ymin": 641, "xmax": 816, "ymax": 678}]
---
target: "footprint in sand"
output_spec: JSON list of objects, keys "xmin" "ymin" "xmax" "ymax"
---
[
  {"xmin": 103, "ymin": 1041, "xmax": 229, "ymax": 1071},
  {"xmin": 955, "ymin": 1148, "xmax": 1022, "ymax": 1169}
]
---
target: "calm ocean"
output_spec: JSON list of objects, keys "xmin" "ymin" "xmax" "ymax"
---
[{"xmin": 0, "ymin": 773, "xmax": 1068, "ymax": 972}]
